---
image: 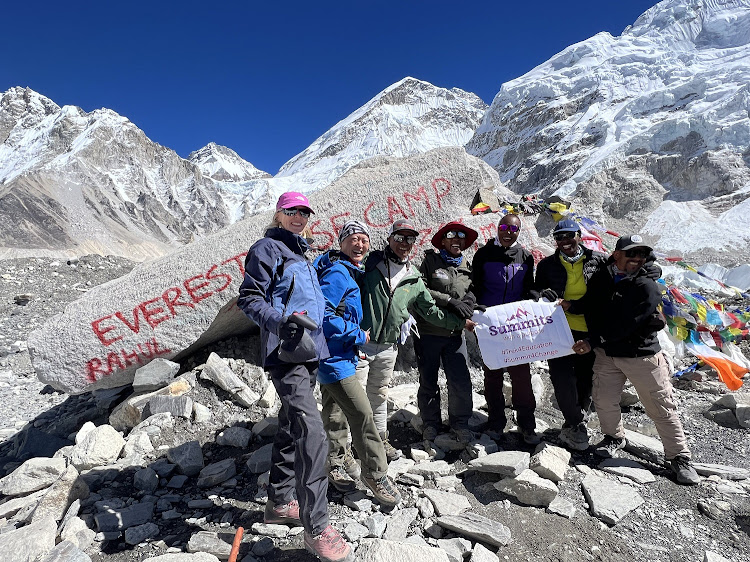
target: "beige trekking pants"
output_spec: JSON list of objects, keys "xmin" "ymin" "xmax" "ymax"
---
[{"xmin": 592, "ymin": 349, "xmax": 690, "ymax": 460}]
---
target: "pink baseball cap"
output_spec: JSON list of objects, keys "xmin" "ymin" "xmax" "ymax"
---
[{"xmin": 276, "ymin": 192, "xmax": 314, "ymax": 214}]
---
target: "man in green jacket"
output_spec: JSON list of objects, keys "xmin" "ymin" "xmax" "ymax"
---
[{"xmin": 351, "ymin": 219, "xmax": 471, "ymax": 461}]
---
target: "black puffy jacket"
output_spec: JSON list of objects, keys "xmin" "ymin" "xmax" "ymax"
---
[{"xmin": 580, "ymin": 257, "xmax": 665, "ymax": 357}]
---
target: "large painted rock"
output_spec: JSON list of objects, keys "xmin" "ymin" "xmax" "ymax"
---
[{"xmin": 29, "ymin": 147, "xmax": 542, "ymax": 393}]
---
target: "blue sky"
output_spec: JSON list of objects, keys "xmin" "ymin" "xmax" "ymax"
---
[{"xmin": 2, "ymin": 0, "xmax": 658, "ymax": 174}]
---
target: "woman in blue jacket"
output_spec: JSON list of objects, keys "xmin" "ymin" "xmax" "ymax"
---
[
  {"xmin": 314, "ymin": 220, "xmax": 401, "ymax": 507},
  {"xmin": 238, "ymin": 192, "xmax": 353, "ymax": 562}
]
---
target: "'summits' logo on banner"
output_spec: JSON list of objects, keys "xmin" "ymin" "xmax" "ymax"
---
[{"xmin": 488, "ymin": 306, "xmax": 553, "ymax": 337}]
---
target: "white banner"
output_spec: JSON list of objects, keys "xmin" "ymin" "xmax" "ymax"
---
[{"xmin": 474, "ymin": 300, "xmax": 575, "ymax": 369}]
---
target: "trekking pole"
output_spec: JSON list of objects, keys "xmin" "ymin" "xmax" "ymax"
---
[{"xmin": 228, "ymin": 526, "xmax": 244, "ymax": 562}]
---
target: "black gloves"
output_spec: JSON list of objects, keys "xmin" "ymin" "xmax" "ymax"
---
[
  {"xmin": 539, "ymin": 288, "xmax": 558, "ymax": 302},
  {"xmin": 447, "ymin": 298, "xmax": 474, "ymax": 319},
  {"xmin": 278, "ymin": 316, "xmax": 300, "ymax": 340},
  {"xmin": 474, "ymin": 304, "xmax": 487, "ymax": 312}
]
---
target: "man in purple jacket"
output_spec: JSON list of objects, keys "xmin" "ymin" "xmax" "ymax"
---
[{"xmin": 472, "ymin": 213, "xmax": 540, "ymax": 445}]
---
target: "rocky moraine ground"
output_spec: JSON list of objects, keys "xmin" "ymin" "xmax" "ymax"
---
[{"xmin": 0, "ymin": 255, "xmax": 748, "ymax": 562}]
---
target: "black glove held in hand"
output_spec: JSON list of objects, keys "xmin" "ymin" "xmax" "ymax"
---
[
  {"xmin": 278, "ymin": 316, "xmax": 300, "ymax": 340},
  {"xmin": 540, "ymin": 288, "xmax": 558, "ymax": 302},
  {"xmin": 474, "ymin": 304, "xmax": 487, "ymax": 312},
  {"xmin": 448, "ymin": 298, "xmax": 474, "ymax": 319}
]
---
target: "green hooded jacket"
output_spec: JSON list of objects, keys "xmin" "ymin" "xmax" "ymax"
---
[{"xmin": 360, "ymin": 250, "xmax": 464, "ymax": 345}]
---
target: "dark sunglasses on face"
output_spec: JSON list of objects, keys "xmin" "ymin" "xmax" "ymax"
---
[
  {"xmin": 624, "ymin": 248, "xmax": 650, "ymax": 259},
  {"xmin": 498, "ymin": 224, "xmax": 520, "ymax": 233},
  {"xmin": 553, "ymin": 231, "xmax": 577, "ymax": 241},
  {"xmin": 392, "ymin": 233, "xmax": 417, "ymax": 244},
  {"xmin": 281, "ymin": 207, "xmax": 311, "ymax": 218},
  {"xmin": 443, "ymin": 231, "xmax": 466, "ymax": 239}
]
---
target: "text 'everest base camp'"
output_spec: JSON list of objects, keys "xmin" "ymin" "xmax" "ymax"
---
[{"xmin": 2, "ymin": 2, "xmax": 750, "ymax": 562}]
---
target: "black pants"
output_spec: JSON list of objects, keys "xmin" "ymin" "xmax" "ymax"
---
[
  {"xmin": 547, "ymin": 329, "xmax": 594, "ymax": 427},
  {"xmin": 415, "ymin": 333, "xmax": 473, "ymax": 430},
  {"xmin": 267, "ymin": 362, "xmax": 329, "ymax": 535},
  {"xmin": 483, "ymin": 362, "xmax": 536, "ymax": 431}
]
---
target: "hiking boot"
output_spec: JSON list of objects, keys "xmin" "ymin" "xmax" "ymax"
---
[
  {"xmin": 264, "ymin": 499, "xmax": 301, "ymax": 526},
  {"xmin": 559, "ymin": 423, "xmax": 589, "ymax": 451},
  {"xmin": 304, "ymin": 524, "xmax": 355, "ymax": 562},
  {"xmin": 342, "ymin": 450, "xmax": 361, "ymax": 480},
  {"xmin": 521, "ymin": 428, "xmax": 541, "ymax": 445},
  {"xmin": 484, "ymin": 428, "xmax": 503, "ymax": 441},
  {"xmin": 422, "ymin": 425, "xmax": 439, "ymax": 441},
  {"xmin": 380, "ymin": 431, "xmax": 402, "ymax": 462},
  {"xmin": 452, "ymin": 428, "xmax": 475, "ymax": 444},
  {"xmin": 593, "ymin": 435, "xmax": 626, "ymax": 458},
  {"xmin": 362, "ymin": 473, "xmax": 402, "ymax": 507},
  {"xmin": 668, "ymin": 455, "xmax": 700, "ymax": 485},
  {"xmin": 327, "ymin": 465, "xmax": 356, "ymax": 493}
]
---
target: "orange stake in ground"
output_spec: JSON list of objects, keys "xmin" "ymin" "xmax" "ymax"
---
[{"xmin": 228, "ymin": 526, "xmax": 244, "ymax": 562}]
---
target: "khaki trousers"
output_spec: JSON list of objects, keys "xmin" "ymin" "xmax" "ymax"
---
[
  {"xmin": 354, "ymin": 342, "xmax": 399, "ymax": 434},
  {"xmin": 592, "ymin": 349, "xmax": 690, "ymax": 460}
]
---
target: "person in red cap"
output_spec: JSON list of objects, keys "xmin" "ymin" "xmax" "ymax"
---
[
  {"xmin": 238, "ymin": 191, "xmax": 355, "ymax": 562},
  {"xmin": 415, "ymin": 221, "xmax": 479, "ymax": 444}
]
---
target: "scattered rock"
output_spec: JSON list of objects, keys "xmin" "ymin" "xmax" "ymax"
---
[
  {"xmin": 216, "ymin": 426, "xmax": 253, "ymax": 448},
  {"xmin": 383, "ymin": 507, "xmax": 419, "ymax": 540},
  {"xmin": 422, "ymin": 489, "xmax": 472, "ymax": 516},
  {"xmin": 197, "ymin": 459, "xmax": 236, "ymax": 487},
  {"xmin": 437, "ymin": 512, "xmax": 512, "ymax": 547},
  {"xmin": 622, "ymin": 429, "xmax": 664, "ymax": 463},
  {"xmin": 38, "ymin": 540, "xmax": 92, "ymax": 562},
  {"xmin": 0, "ymin": 515, "xmax": 57, "ymax": 562},
  {"xmin": 94, "ymin": 502, "xmax": 155, "ymax": 532},
  {"xmin": 494, "ymin": 469, "xmax": 559, "ymax": 507},
  {"xmin": 357, "ymin": 538, "xmax": 450, "ymax": 562},
  {"xmin": 468, "ymin": 451, "xmax": 529, "ymax": 477},
  {"xmin": 147, "ymin": 395, "xmax": 194, "ymax": 419},
  {"xmin": 167, "ymin": 440, "xmax": 204, "ymax": 476},
  {"xmin": 202, "ymin": 353, "xmax": 260, "ymax": 407},
  {"xmin": 529, "ymin": 443, "xmax": 570, "ymax": 483},
  {"xmin": 133, "ymin": 358, "xmax": 181, "ymax": 392},
  {"xmin": 598, "ymin": 458, "xmax": 656, "ymax": 484},
  {"xmin": 581, "ymin": 474, "xmax": 644, "ymax": 525},
  {"xmin": 124, "ymin": 522, "xmax": 159, "ymax": 545},
  {"xmin": 547, "ymin": 495, "xmax": 576, "ymax": 519},
  {"xmin": 70, "ymin": 424, "xmax": 125, "ymax": 470},
  {"xmin": 0, "ymin": 457, "xmax": 67, "ymax": 496},
  {"xmin": 246, "ymin": 443, "xmax": 273, "ymax": 474}
]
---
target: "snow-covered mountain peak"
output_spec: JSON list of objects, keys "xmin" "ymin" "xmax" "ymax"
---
[
  {"xmin": 188, "ymin": 142, "xmax": 270, "ymax": 182},
  {"xmin": 0, "ymin": 87, "xmax": 60, "ymax": 142},
  {"xmin": 628, "ymin": 0, "xmax": 750, "ymax": 50},
  {"xmin": 275, "ymin": 77, "xmax": 487, "ymax": 192}
]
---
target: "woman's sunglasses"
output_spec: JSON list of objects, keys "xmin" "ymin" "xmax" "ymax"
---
[
  {"xmin": 443, "ymin": 231, "xmax": 466, "ymax": 239},
  {"xmin": 498, "ymin": 224, "xmax": 520, "ymax": 233},
  {"xmin": 281, "ymin": 208, "xmax": 311, "ymax": 219}
]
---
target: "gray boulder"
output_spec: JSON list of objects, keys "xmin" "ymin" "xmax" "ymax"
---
[
  {"xmin": 0, "ymin": 457, "xmax": 67, "ymax": 496},
  {"xmin": 357, "ymin": 538, "xmax": 450, "ymax": 562},
  {"xmin": 167, "ymin": 440, "xmax": 204, "ymax": 476},
  {"xmin": 581, "ymin": 474, "xmax": 644, "ymax": 525},
  {"xmin": 0, "ymin": 515, "xmax": 57, "ymax": 562},
  {"xmin": 38, "ymin": 540, "xmax": 92, "ymax": 562},
  {"xmin": 70, "ymin": 425, "xmax": 125, "ymax": 470},
  {"xmin": 133, "ymin": 358, "xmax": 180, "ymax": 392},
  {"xmin": 29, "ymin": 147, "xmax": 510, "ymax": 393}
]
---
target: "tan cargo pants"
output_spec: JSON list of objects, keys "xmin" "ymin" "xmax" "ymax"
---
[{"xmin": 592, "ymin": 349, "xmax": 690, "ymax": 460}]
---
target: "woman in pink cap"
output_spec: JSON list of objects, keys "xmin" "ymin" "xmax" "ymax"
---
[
  {"xmin": 415, "ymin": 221, "xmax": 479, "ymax": 444},
  {"xmin": 238, "ymin": 191, "xmax": 354, "ymax": 562}
]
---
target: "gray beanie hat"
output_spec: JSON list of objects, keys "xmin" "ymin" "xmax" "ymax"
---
[{"xmin": 338, "ymin": 220, "xmax": 370, "ymax": 244}]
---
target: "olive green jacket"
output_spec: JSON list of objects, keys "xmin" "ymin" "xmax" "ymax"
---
[
  {"xmin": 417, "ymin": 249, "xmax": 475, "ymax": 337},
  {"xmin": 360, "ymin": 250, "xmax": 464, "ymax": 345}
]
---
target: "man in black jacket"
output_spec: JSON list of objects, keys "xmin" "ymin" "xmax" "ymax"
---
[
  {"xmin": 535, "ymin": 219, "xmax": 607, "ymax": 451},
  {"xmin": 573, "ymin": 235, "xmax": 700, "ymax": 485}
]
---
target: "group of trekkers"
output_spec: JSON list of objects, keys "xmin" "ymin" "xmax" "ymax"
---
[{"xmin": 236, "ymin": 191, "xmax": 700, "ymax": 562}]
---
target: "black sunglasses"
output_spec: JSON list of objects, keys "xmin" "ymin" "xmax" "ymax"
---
[
  {"xmin": 553, "ymin": 231, "xmax": 577, "ymax": 241},
  {"xmin": 443, "ymin": 231, "xmax": 466, "ymax": 239},
  {"xmin": 281, "ymin": 208, "xmax": 311, "ymax": 219},
  {"xmin": 392, "ymin": 233, "xmax": 417, "ymax": 244},
  {"xmin": 624, "ymin": 248, "xmax": 650, "ymax": 258},
  {"xmin": 498, "ymin": 224, "xmax": 520, "ymax": 233}
]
